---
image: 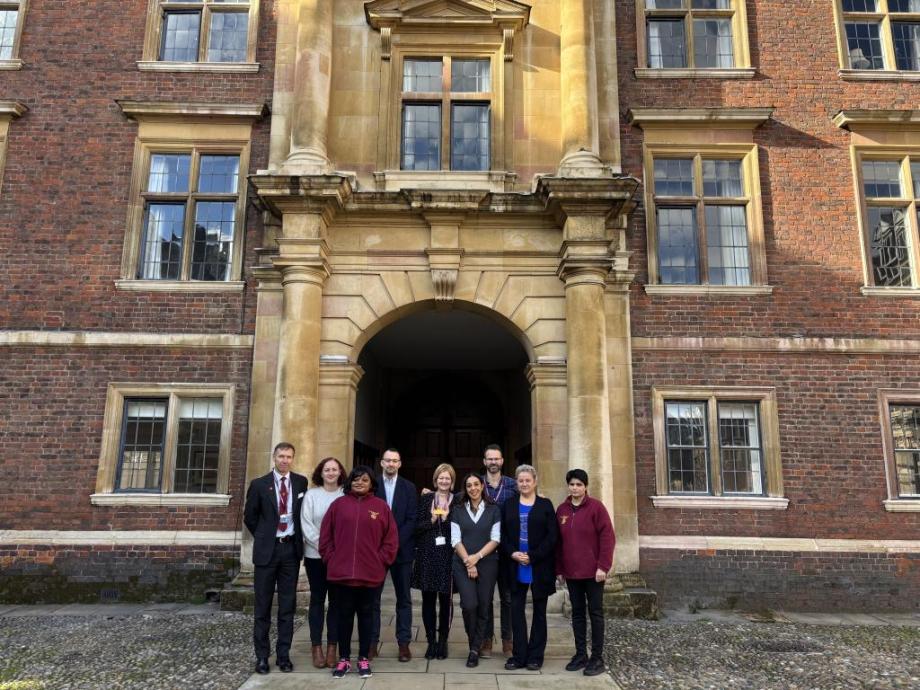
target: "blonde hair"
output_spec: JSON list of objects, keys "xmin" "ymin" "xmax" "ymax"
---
[
  {"xmin": 432, "ymin": 463, "xmax": 456, "ymax": 488},
  {"xmin": 515, "ymin": 464, "xmax": 537, "ymax": 482}
]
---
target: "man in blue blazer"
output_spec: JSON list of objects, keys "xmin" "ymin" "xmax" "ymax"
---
[
  {"xmin": 371, "ymin": 447, "xmax": 418, "ymax": 661},
  {"xmin": 243, "ymin": 442, "xmax": 309, "ymax": 675}
]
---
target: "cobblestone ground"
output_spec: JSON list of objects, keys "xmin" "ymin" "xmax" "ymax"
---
[
  {"xmin": 605, "ymin": 617, "xmax": 920, "ymax": 690},
  {"xmin": 0, "ymin": 612, "xmax": 254, "ymax": 690}
]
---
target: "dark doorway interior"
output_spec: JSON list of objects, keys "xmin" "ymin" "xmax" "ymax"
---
[{"xmin": 354, "ymin": 308, "xmax": 531, "ymax": 490}]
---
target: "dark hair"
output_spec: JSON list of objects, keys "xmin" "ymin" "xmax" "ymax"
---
[
  {"xmin": 452, "ymin": 472, "xmax": 495, "ymax": 507},
  {"xmin": 273, "ymin": 442, "xmax": 295, "ymax": 456},
  {"xmin": 381, "ymin": 447, "xmax": 401, "ymax": 459},
  {"xmin": 482, "ymin": 443, "xmax": 502, "ymax": 456},
  {"xmin": 311, "ymin": 457, "xmax": 347, "ymax": 487},
  {"xmin": 345, "ymin": 465, "xmax": 379, "ymax": 495},
  {"xmin": 566, "ymin": 468, "xmax": 589, "ymax": 486}
]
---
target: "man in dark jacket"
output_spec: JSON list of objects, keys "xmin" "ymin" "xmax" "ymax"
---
[
  {"xmin": 370, "ymin": 448, "xmax": 418, "ymax": 661},
  {"xmin": 243, "ymin": 442, "xmax": 309, "ymax": 675}
]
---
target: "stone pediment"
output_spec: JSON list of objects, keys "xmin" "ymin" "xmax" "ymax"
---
[{"xmin": 365, "ymin": 0, "xmax": 530, "ymax": 30}]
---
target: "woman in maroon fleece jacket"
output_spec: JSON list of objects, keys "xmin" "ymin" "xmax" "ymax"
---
[
  {"xmin": 555, "ymin": 468, "xmax": 614, "ymax": 678},
  {"xmin": 320, "ymin": 465, "xmax": 398, "ymax": 679}
]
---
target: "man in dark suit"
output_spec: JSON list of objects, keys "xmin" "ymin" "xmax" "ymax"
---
[
  {"xmin": 370, "ymin": 447, "xmax": 417, "ymax": 662},
  {"xmin": 243, "ymin": 441, "xmax": 309, "ymax": 675}
]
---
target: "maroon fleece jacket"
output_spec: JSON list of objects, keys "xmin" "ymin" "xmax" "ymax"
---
[
  {"xmin": 555, "ymin": 495, "xmax": 615, "ymax": 579},
  {"xmin": 319, "ymin": 492, "xmax": 399, "ymax": 587}
]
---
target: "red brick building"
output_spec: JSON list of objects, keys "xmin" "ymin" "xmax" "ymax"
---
[{"xmin": 0, "ymin": 0, "xmax": 917, "ymax": 611}]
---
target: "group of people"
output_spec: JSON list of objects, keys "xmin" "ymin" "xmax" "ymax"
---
[{"xmin": 243, "ymin": 442, "xmax": 615, "ymax": 680}]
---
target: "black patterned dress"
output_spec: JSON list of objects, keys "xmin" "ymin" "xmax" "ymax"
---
[{"xmin": 411, "ymin": 491, "xmax": 454, "ymax": 593}]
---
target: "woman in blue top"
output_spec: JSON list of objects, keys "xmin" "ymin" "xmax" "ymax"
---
[{"xmin": 499, "ymin": 464, "xmax": 558, "ymax": 671}]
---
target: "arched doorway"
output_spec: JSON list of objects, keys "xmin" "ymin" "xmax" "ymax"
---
[{"xmin": 353, "ymin": 307, "xmax": 531, "ymax": 489}]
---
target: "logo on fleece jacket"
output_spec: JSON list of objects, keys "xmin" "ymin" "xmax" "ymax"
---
[{"xmin": 369, "ymin": 510, "xmax": 379, "ymax": 520}]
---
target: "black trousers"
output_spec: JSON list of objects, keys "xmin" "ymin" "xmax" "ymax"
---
[
  {"xmin": 510, "ymin": 583, "xmax": 548, "ymax": 666},
  {"xmin": 304, "ymin": 557, "xmax": 338, "ymax": 646},
  {"xmin": 371, "ymin": 560, "xmax": 413, "ymax": 644},
  {"xmin": 485, "ymin": 556, "xmax": 512, "ymax": 642},
  {"xmin": 421, "ymin": 591, "xmax": 453, "ymax": 642},
  {"xmin": 566, "ymin": 578, "xmax": 605, "ymax": 658},
  {"xmin": 335, "ymin": 584, "xmax": 376, "ymax": 660},
  {"xmin": 453, "ymin": 556, "xmax": 498, "ymax": 652},
  {"xmin": 252, "ymin": 539, "xmax": 299, "ymax": 660}
]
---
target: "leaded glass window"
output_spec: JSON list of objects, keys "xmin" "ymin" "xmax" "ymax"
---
[
  {"xmin": 116, "ymin": 400, "xmax": 167, "ymax": 492},
  {"xmin": 646, "ymin": 0, "xmax": 737, "ymax": 69},
  {"xmin": 889, "ymin": 404, "xmax": 920, "ymax": 496},
  {"xmin": 718, "ymin": 402, "xmax": 764, "ymax": 494},
  {"xmin": 841, "ymin": 0, "xmax": 920, "ymax": 71},
  {"xmin": 665, "ymin": 401, "xmax": 709, "ymax": 493},
  {"xmin": 174, "ymin": 399, "xmax": 223, "ymax": 494},
  {"xmin": 861, "ymin": 156, "xmax": 919, "ymax": 287},
  {"xmin": 0, "ymin": 4, "xmax": 21, "ymax": 61},
  {"xmin": 158, "ymin": 0, "xmax": 251, "ymax": 63}
]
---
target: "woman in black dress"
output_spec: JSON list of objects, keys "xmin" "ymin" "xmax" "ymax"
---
[{"xmin": 411, "ymin": 462, "xmax": 456, "ymax": 659}]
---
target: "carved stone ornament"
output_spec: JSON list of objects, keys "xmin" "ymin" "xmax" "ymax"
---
[
  {"xmin": 365, "ymin": 0, "xmax": 531, "ymax": 31},
  {"xmin": 431, "ymin": 268, "xmax": 459, "ymax": 302}
]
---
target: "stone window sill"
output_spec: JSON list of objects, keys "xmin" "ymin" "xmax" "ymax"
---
[
  {"xmin": 651, "ymin": 495, "xmax": 789, "ymax": 510},
  {"xmin": 839, "ymin": 69, "xmax": 920, "ymax": 82},
  {"xmin": 644, "ymin": 284, "xmax": 773, "ymax": 296},
  {"xmin": 0, "ymin": 59, "xmax": 22, "ymax": 71},
  {"xmin": 883, "ymin": 499, "xmax": 920, "ymax": 512},
  {"xmin": 115, "ymin": 279, "xmax": 245, "ymax": 293},
  {"xmin": 634, "ymin": 67, "xmax": 755, "ymax": 80},
  {"xmin": 137, "ymin": 61, "xmax": 260, "ymax": 74},
  {"xmin": 91, "ymin": 493, "xmax": 231, "ymax": 507},
  {"xmin": 373, "ymin": 170, "xmax": 516, "ymax": 193},
  {"xmin": 860, "ymin": 286, "xmax": 920, "ymax": 298}
]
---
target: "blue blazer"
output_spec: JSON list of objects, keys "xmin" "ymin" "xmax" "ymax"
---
[{"xmin": 376, "ymin": 474, "xmax": 418, "ymax": 564}]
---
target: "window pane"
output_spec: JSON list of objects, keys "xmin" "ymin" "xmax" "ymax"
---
[
  {"xmin": 657, "ymin": 207, "xmax": 700, "ymax": 284},
  {"xmin": 665, "ymin": 401, "xmax": 709, "ymax": 493},
  {"xmin": 890, "ymin": 404, "xmax": 920, "ymax": 496},
  {"xmin": 868, "ymin": 207, "xmax": 912, "ymax": 286},
  {"xmin": 451, "ymin": 104, "xmax": 490, "ymax": 171},
  {"xmin": 862, "ymin": 160, "xmax": 903, "ymax": 198},
  {"xmin": 403, "ymin": 59, "xmax": 442, "ymax": 92},
  {"xmin": 648, "ymin": 19, "xmax": 687, "ymax": 68},
  {"xmin": 139, "ymin": 203, "xmax": 185, "ymax": 280},
  {"xmin": 148, "ymin": 153, "xmax": 191, "ymax": 193},
  {"xmin": 0, "ymin": 10, "xmax": 17, "ymax": 60},
  {"xmin": 691, "ymin": 0, "xmax": 731, "ymax": 7},
  {"xmin": 702, "ymin": 159, "xmax": 743, "ymax": 197},
  {"xmin": 893, "ymin": 22, "xmax": 920, "ymax": 71},
  {"xmin": 706, "ymin": 205, "xmax": 750, "ymax": 286},
  {"xmin": 845, "ymin": 22, "xmax": 884, "ymax": 69},
  {"xmin": 117, "ymin": 399, "xmax": 167, "ymax": 491},
  {"xmin": 191, "ymin": 201, "xmax": 235, "ymax": 281},
  {"xmin": 452, "ymin": 59, "xmax": 490, "ymax": 92},
  {"xmin": 654, "ymin": 158, "xmax": 694, "ymax": 196},
  {"xmin": 889, "ymin": 0, "xmax": 920, "ymax": 11},
  {"xmin": 842, "ymin": 0, "xmax": 878, "ymax": 10},
  {"xmin": 174, "ymin": 398, "xmax": 223, "ymax": 494},
  {"xmin": 646, "ymin": 0, "xmax": 684, "ymax": 8},
  {"xmin": 401, "ymin": 104, "xmax": 441, "ymax": 170},
  {"xmin": 693, "ymin": 19, "xmax": 734, "ymax": 68},
  {"xmin": 198, "ymin": 155, "xmax": 240, "ymax": 193},
  {"xmin": 718, "ymin": 402, "xmax": 763, "ymax": 494},
  {"xmin": 207, "ymin": 11, "xmax": 249, "ymax": 62},
  {"xmin": 912, "ymin": 160, "xmax": 920, "ymax": 197},
  {"xmin": 160, "ymin": 11, "xmax": 201, "ymax": 62}
]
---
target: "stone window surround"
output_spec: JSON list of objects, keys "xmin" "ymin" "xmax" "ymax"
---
[
  {"xmin": 91, "ymin": 382, "xmax": 235, "ymax": 507},
  {"xmin": 0, "ymin": 101, "xmax": 25, "ymax": 192},
  {"xmin": 627, "ymin": 108, "xmax": 772, "ymax": 295},
  {"xmin": 832, "ymin": 0, "xmax": 920, "ymax": 80},
  {"xmin": 650, "ymin": 385, "xmax": 786, "ymax": 509},
  {"xmin": 877, "ymin": 389, "xmax": 920, "ymax": 511},
  {"xmin": 834, "ymin": 109, "xmax": 920, "ymax": 296},
  {"xmin": 138, "ymin": 0, "xmax": 261, "ymax": 73},
  {"xmin": 0, "ymin": 0, "xmax": 27, "ymax": 70},
  {"xmin": 116, "ymin": 101, "xmax": 265, "ymax": 292},
  {"xmin": 633, "ymin": 0, "xmax": 754, "ymax": 79}
]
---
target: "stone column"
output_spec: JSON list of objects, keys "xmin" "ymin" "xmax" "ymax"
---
[
  {"xmin": 527, "ymin": 362, "xmax": 569, "ymax": 507},
  {"xmin": 559, "ymin": 0, "xmax": 606, "ymax": 176},
  {"xmin": 316, "ymin": 362, "xmax": 365, "ymax": 469},
  {"xmin": 282, "ymin": 0, "xmax": 334, "ymax": 173}
]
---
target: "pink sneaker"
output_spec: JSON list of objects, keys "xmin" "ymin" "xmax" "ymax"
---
[
  {"xmin": 332, "ymin": 658, "xmax": 350, "ymax": 678},
  {"xmin": 357, "ymin": 657, "xmax": 372, "ymax": 678}
]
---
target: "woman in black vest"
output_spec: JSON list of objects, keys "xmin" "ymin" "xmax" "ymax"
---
[
  {"xmin": 500, "ymin": 464, "xmax": 558, "ymax": 671},
  {"xmin": 450, "ymin": 473, "xmax": 502, "ymax": 668}
]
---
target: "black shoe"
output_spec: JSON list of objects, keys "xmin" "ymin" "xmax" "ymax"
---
[
  {"xmin": 565, "ymin": 653, "xmax": 588, "ymax": 672},
  {"xmin": 425, "ymin": 640, "xmax": 437, "ymax": 659},
  {"xmin": 255, "ymin": 658, "xmax": 269, "ymax": 674},
  {"xmin": 526, "ymin": 662, "xmax": 542, "ymax": 671},
  {"xmin": 504, "ymin": 659, "xmax": 524, "ymax": 670},
  {"xmin": 466, "ymin": 651, "xmax": 479, "ymax": 668},
  {"xmin": 277, "ymin": 657, "xmax": 294, "ymax": 673},
  {"xmin": 583, "ymin": 657, "xmax": 605, "ymax": 676},
  {"xmin": 436, "ymin": 636, "xmax": 448, "ymax": 660}
]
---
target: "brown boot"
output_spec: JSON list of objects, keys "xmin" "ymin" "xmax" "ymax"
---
[
  {"xmin": 479, "ymin": 638, "xmax": 492, "ymax": 659},
  {"xmin": 502, "ymin": 639, "xmax": 513, "ymax": 657},
  {"xmin": 398, "ymin": 642, "xmax": 412, "ymax": 662},
  {"xmin": 325, "ymin": 644, "xmax": 337, "ymax": 668},
  {"xmin": 367, "ymin": 641, "xmax": 379, "ymax": 661},
  {"xmin": 312, "ymin": 645, "xmax": 325, "ymax": 668}
]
